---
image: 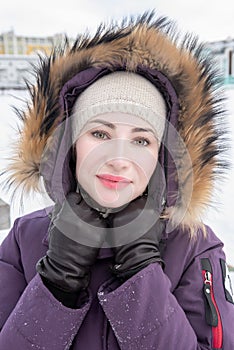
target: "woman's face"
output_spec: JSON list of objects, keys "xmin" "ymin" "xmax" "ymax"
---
[{"xmin": 75, "ymin": 112, "xmax": 159, "ymax": 208}]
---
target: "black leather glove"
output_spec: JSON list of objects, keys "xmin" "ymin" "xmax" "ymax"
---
[
  {"xmin": 36, "ymin": 192, "xmax": 107, "ymax": 307},
  {"xmin": 109, "ymin": 163, "xmax": 166, "ymax": 280}
]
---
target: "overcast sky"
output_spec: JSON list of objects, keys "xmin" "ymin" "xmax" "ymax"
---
[{"xmin": 1, "ymin": 0, "xmax": 234, "ymax": 42}]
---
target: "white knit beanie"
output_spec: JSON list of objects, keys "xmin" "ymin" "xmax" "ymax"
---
[{"xmin": 71, "ymin": 71, "xmax": 167, "ymax": 143}]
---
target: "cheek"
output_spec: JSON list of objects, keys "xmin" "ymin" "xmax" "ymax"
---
[
  {"xmin": 75, "ymin": 143, "xmax": 85, "ymax": 175},
  {"xmin": 75, "ymin": 138, "xmax": 105, "ymax": 179},
  {"xmin": 145, "ymin": 157, "xmax": 158, "ymax": 179},
  {"xmin": 75, "ymin": 138, "xmax": 94, "ymax": 176},
  {"xmin": 135, "ymin": 149, "xmax": 158, "ymax": 183},
  {"xmin": 135, "ymin": 165, "xmax": 155, "ymax": 192}
]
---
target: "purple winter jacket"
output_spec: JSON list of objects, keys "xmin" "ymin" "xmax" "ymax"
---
[
  {"xmin": 1, "ymin": 12, "xmax": 234, "ymax": 350},
  {"xmin": 0, "ymin": 207, "xmax": 233, "ymax": 349}
]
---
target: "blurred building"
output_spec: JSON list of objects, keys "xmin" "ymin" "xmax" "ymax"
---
[
  {"xmin": 0, "ymin": 54, "xmax": 38, "ymax": 89},
  {"xmin": 0, "ymin": 30, "xmax": 67, "ymax": 55},
  {"xmin": 207, "ymin": 38, "xmax": 234, "ymax": 86},
  {"xmin": 0, "ymin": 30, "xmax": 74, "ymax": 89},
  {"xmin": 0, "ymin": 30, "xmax": 234, "ymax": 89}
]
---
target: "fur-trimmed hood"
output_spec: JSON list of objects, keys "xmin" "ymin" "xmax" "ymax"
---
[{"xmin": 3, "ymin": 11, "xmax": 228, "ymax": 235}]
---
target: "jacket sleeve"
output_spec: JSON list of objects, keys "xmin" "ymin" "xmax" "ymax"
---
[
  {"xmin": 0, "ymin": 219, "xmax": 91, "ymax": 350},
  {"xmin": 98, "ymin": 246, "xmax": 234, "ymax": 349}
]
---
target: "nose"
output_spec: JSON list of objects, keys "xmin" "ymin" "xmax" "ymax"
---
[
  {"xmin": 104, "ymin": 139, "xmax": 132, "ymax": 172},
  {"xmin": 106, "ymin": 157, "xmax": 130, "ymax": 172}
]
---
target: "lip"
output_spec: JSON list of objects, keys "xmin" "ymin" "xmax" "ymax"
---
[{"xmin": 96, "ymin": 174, "xmax": 132, "ymax": 190}]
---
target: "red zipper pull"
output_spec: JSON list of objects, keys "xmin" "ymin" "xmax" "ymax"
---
[{"xmin": 201, "ymin": 258, "xmax": 223, "ymax": 349}]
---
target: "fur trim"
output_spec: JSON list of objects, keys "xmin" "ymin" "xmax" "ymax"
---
[{"xmin": 2, "ymin": 11, "xmax": 229, "ymax": 235}]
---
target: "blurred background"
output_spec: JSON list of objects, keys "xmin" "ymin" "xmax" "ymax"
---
[{"xmin": 0, "ymin": 1, "xmax": 234, "ymax": 281}]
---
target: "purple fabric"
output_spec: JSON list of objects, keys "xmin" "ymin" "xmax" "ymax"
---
[{"xmin": 0, "ymin": 208, "xmax": 234, "ymax": 349}]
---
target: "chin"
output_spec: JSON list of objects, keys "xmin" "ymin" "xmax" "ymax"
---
[
  {"xmin": 94, "ymin": 191, "xmax": 140, "ymax": 209},
  {"xmin": 95, "ymin": 196, "xmax": 129, "ymax": 208}
]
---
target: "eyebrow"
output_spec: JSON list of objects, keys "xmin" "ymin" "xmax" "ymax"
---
[{"xmin": 89, "ymin": 119, "xmax": 155, "ymax": 135}]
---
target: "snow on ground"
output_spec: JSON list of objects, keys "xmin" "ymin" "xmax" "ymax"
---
[{"xmin": 0, "ymin": 88, "xmax": 234, "ymax": 266}]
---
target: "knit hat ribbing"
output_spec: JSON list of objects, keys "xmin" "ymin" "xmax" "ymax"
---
[{"xmin": 72, "ymin": 71, "xmax": 167, "ymax": 142}]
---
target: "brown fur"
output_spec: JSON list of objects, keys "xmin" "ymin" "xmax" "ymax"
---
[{"xmin": 3, "ymin": 13, "xmax": 228, "ymax": 236}]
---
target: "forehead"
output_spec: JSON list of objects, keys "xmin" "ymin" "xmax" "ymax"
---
[{"xmin": 88, "ymin": 112, "xmax": 153, "ymax": 129}]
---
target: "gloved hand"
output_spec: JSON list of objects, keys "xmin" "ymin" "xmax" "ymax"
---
[
  {"xmin": 109, "ymin": 195, "xmax": 165, "ymax": 280},
  {"xmin": 36, "ymin": 192, "xmax": 107, "ymax": 307},
  {"xmin": 109, "ymin": 163, "xmax": 166, "ymax": 280}
]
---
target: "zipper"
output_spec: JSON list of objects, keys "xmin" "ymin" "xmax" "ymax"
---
[{"xmin": 201, "ymin": 258, "xmax": 223, "ymax": 349}]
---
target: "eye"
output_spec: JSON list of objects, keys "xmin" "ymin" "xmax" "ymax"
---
[
  {"xmin": 132, "ymin": 138, "xmax": 150, "ymax": 146},
  {"xmin": 91, "ymin": 130, "xmax": 110, "ymax": 140}
]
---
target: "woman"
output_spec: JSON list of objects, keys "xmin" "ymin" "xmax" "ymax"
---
[{"xmin": 0, "ymin": 11, "xmax": 234, "ymax": 349}]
